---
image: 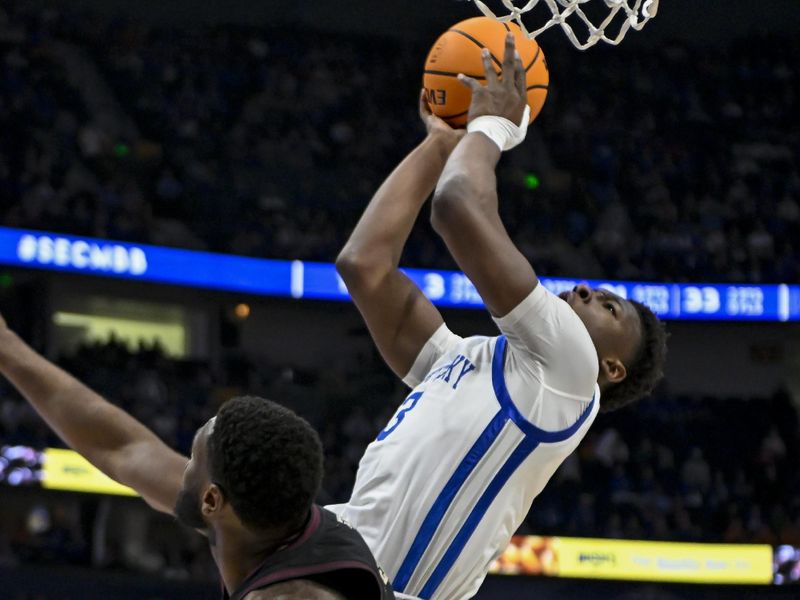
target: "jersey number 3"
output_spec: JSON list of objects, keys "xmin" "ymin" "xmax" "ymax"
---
[{"xmin": 377, "ymin": 392, "xmax": 424, "ymax": 441}]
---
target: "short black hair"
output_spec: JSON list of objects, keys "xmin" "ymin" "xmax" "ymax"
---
[
  {"xmin": 600, "ymin": 300, "xmax": 668, "ymax": 412},
  {"xmin": 207, "ymin": 396, "xmax": 323, "ymax": 532}
]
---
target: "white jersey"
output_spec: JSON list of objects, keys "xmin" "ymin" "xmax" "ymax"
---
[{"xmin": 327, "ymin": 285, "xmax": 600, "ymax": 600}]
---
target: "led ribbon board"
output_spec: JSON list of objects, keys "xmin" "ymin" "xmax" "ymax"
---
[
  {"xmin": 489, "ymin": 535, "xmax": 774, "ymax": 585},
  {"xmin": 0, "ymin": 445, "xmax": 136, "ymax": 496},
  {"xmin": 1, "ymin": 227, "xmax": 798, "ymax": 322},
  {"xmin": 42, "ymin": 448, "xmax": 137, "ymax": 496}
]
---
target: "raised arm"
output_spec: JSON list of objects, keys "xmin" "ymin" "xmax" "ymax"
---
[
  {"xmin": 0, "ymin": 316, "xmax": 187, "ymax": 514},
  {"xmin": 336, "ymin": 92, "xmax": 463, "ymax": 378},
  {"xmin": 431, "ymin": 35, "xmax": 539, "ymax": 318}
]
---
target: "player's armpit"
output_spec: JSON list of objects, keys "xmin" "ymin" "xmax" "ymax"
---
[
  {"xmin": 337, "ymin": 262, "xmax": 444, "ymax": 380},
  {"xmin": 243, "ymin": 580, "xmax": 347, "ymax": 600},
  {"xmin": 402, "ymin": 322, "xmax": 463, "ymax": 388},
  {"xmin": 431, "ymin": 158, "xmax": 539, "ymax": 318},
  {"xmin": 106, "ymin": 438, "xmax": 188, "ymax": 515}
]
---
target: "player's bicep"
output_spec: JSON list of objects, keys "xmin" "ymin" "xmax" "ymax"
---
[
  {"xmin": 432, "ymin": 195, "xmax": 538, "ymax": 318},
  {"xmin": 346, "ymin": 269, "xmax": 445, "ymax": 380},
  {"xmin": 107, "ymin": 439, "xmax": 187, "ymax": 514}
]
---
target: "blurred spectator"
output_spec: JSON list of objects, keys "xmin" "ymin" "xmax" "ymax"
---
[{"xmin": 0, "ymin": 4, "xmax": 798, "ymax": 283}]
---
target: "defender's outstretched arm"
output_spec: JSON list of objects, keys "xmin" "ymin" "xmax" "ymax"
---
[
  {"xmin": 431, "ymin": 36, "xmax": 539, "ymax": 318},
  {"xmin": 337, "ymin": 92, "xmax": 463, "ymax": 379},
  {"xmin": 0, "ymin": 317, "xmax": 187, "ymax": 514}
]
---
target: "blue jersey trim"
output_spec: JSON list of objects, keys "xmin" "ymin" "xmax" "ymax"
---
[
  {"xmin": 414, "ymin": 336, "xmax": 596, "ymax": 596},
  {"xmin": 419, "ymin": 435, "xmax": 540, "ymax": 598},
  {"xmin": 396, "ymin": 336, "xmax": 596, "ymax": 596},
  {"xmin": 392, "ymin": 408, "xmax": 508, "ymax": 592},
  {"xmin": 492, "ymin": 336, "xmax": 596, "ymax": 442}
]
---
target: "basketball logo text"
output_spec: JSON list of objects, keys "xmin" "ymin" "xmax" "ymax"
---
[
  {"xmin": 423, "ymin": 354, "xmax": 476, "ymax": 390},
  {"xmin": 426, "ymin": 88, "xmax": 447, "ymax": 106}
]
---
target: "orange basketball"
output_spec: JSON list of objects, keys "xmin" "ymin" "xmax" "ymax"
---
[{"xmin": 423, "ymin": 17, "xmax": 549, "ymax": 128}]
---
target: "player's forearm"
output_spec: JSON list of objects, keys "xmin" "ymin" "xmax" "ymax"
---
[
  {"xmin": 337, "ymin": 132, "xmax": 458, "ymax": 277},
  {"xmin": 431, "ymin": 132, "xmax": 502, "ymax": 223},
  {"xmin": 0, "ymin": 327, "xmax": 159, "ymax": 477}
]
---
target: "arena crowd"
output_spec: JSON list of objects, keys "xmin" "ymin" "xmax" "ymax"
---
[
  {"xmin": 1, "ymin": 3, "xmax": 798, "ymax": 283},
  {"xmin": 0, "ymin": 0, "xmax": 798, "ymax": 586}
]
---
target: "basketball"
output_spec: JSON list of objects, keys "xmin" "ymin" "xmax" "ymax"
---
[{"xmin": 423, "ymin": 17, "xmax": 549, "ymax": 128}]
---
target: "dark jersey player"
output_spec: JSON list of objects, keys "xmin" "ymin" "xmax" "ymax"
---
[
  {"xmin": 223, "ymin": 504, "xmax": 390, "ymax": 600},
  {"xmin": 0, "ymin": 313, "xmax": 392, "ymax": 600}
]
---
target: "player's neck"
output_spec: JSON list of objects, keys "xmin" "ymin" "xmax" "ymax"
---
[{"xmin": 213, "ymin": 525, "xmax": 295, "ymax": 594}]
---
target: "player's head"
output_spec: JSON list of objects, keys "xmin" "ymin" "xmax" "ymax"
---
[
  {"xmin": 174, "ymin": 396, "xmax": 323, "ymax": 535},
  {"xmin": 560, "ymin": 284, "xmax": 667, "ymax": 412}
]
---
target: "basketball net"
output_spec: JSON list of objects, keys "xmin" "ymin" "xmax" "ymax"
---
[{"xmin": 472, "ymin": 0, "xmax": 659, "ymax": 50}]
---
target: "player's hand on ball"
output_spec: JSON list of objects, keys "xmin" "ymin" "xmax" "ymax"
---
[
  {"xmin": 419, "ymin": 89, "xmax": 465, "ymax": 145},
  {"xmin": 458, "ymin": 33, "xmax": 527, "ymax": 126}
]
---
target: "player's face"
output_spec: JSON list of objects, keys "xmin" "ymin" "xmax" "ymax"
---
[
  {"xmin": 174, "ymin": 418, "xmax": 214, "ymax": 530},
  {"xmin": 559, "ymin": 284, "xmax": 642, "ymax": 385}
]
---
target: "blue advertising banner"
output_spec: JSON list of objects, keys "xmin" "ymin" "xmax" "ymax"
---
[
  {"xmin": 0, "ymin": 227, "xmax": 292, "ymax": 296},
  {"xmin": 0, "ymin": 227, "xmax": 797, "ymax": 322}
]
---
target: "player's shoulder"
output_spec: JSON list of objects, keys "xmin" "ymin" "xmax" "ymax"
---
[
  {"xmin": 243, "ymin": 580, "xmax": 347, "ymax": 600},
  {"xmin": 497, "ymin": 285, "xmax": 599, "ymax": 392},
  {"xmin": 441, "ymin": 332, "xmax": 500, "ymax": 365},
  {"xmin": 420, "ymin": 326, "xmax": 489, "ymax": 367},
  {"xmin": 506, "ymin": 284, "xmax": 594, "ymax": 346},
  {"xmin": 493, "ymin": 284, "xmax": 550, "ymax": 333},
  {"xmin": 236, "ymin": 506, "xmax": 390, "ymax": 599}
]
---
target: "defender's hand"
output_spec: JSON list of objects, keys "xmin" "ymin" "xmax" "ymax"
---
[
  {"xmin": 419, "ymin": 89, "xmax": 465, "ymax": 146},
  {"xmin": 458, "ymin": 34, "xmax": 527, "ymax": 125}
]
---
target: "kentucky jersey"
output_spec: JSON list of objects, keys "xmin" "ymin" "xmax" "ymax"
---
[{"xmin": 327, "ymin": 285, "xmax": 600, "ymax": 600}]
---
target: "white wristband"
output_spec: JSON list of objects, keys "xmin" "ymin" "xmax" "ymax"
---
[{"xmin": 467, "ymin": 105, "xmax": 531, "ymax": 152}]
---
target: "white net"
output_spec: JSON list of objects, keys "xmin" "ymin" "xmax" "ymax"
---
[{"xmin": 472, "ymin": 0, "xmax": 659, "ymax": 50}]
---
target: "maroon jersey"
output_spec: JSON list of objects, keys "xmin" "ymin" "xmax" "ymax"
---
[{"xmin": 223, "ymin": 505, "xmax": 393, "ymax": 600}]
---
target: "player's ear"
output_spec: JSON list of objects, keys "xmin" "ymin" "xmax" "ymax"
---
[
  {"xmin": 600, "ymin": 357, "xmax": 627, "ymax": 385},
  {"xmin": 202, "ymin": 484, "xmax": 225, "ymax": 517}
]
